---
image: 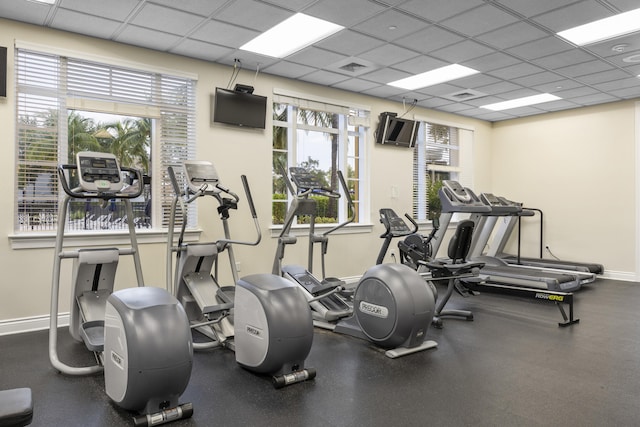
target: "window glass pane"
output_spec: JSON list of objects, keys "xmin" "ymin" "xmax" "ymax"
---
[{"xmin": 297, "ymin": 108, "xmax": 338, "ymax": 128}]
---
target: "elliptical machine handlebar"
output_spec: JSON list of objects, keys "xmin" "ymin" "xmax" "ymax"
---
[
  {"xmin": 241, "ymin": 175, "xmax": 258, "ymax": 220},
  {"xmin": 58, "ymin": 164, "xmax": 145, "ymax": 200}
]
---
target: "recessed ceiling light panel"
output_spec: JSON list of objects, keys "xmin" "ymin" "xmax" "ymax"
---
[
  {"xmin": 481, "ymin": 93, "xmax": 561, "ymax": 111},
  {"xmin": 557, "ymin": 7, "xmax": 640, "ymax": 46},
  {"xmin": 387, "ymin": 64, "xmax": 479, "ymax": 90},
  {"xmin": 240, "ymin": 13, "xmax": 343, "ymax": 58}
]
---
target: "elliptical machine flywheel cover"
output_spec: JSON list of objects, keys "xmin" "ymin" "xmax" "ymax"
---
[{"xmin": 354, "ymin": 263, "xmax": 435, "ymax": 348}]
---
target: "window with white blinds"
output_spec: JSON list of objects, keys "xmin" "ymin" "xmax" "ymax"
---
[
  {"xmin": 15, "ymin": 48, "xmax": 196, "ymax": 233},
  {"xmin": 413, "ymin": 122, "xmax": 460, "ymax": 221}
]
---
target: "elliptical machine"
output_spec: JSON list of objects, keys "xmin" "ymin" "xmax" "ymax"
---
[
  {"xmin": 167, "ymin": 160, "xmax": 315, "ymax": 388},
  {"xmin": 273, "ymin": 166, "xmax": 437, "ymax": 358},
  {"xmin": 49, "ymin": 152, "xmax": 193, "ymax": 426}
]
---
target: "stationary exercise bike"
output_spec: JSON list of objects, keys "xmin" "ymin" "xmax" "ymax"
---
[
  {"xmin": 167, "ymin": 160, "xmax": 315, "ymax": 388},
  {"xmin": 49, "ymin": 152, "xmax": 193, "ymax": 426},
  {"xmin": 273, "ymin": 166, "xmax": 438, "ymax": 358},
  {"xmin": 378, "ymin": 208, "xmax": 484, "ymax": 328}
]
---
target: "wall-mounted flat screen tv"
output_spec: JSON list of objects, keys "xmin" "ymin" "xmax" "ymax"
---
[
  {"xmin": 212, "ymin": 87, "xmax": 267, "ymax": 129},
  {"xmin": 375, "ymin": 112, "xmax": 418, "ymax": 148},
  {"xmin": 0, "ymin": 46, "xmax": 6, "ymax": 98}
]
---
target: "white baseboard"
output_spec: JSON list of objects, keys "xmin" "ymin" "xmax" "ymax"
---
[
  {"xmin": 601, "ymin": 270, "xmax": 637, "ymax": 282},
  {"xmin": 0, "ymin": 313, "xmax": 69, "ymax": 337}
]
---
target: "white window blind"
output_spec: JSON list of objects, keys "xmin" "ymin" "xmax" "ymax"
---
[
  {"xmin": 413, "ymin": 122, "xmax": 460, "ymax": 221},
  {"xmin": 15, "ymin": 48, "xmax": 196, "ymax": 233}
]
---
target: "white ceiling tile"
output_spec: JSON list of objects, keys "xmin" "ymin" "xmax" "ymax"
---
[
  {"xmin": 439, "ymin": 4, "xmax": 520, "ymax": 37},
  {"xmin": 262, "ymin": 61, "xmax": 317, "ymax": 78},
  {"xmin": 532, "ymin": 49, "xmax": 597, "ymax": 70},
  {"xmin": 488, "ymin": 62, "xmax": 545, "ymax": 80},
  {"xmin": 360, "ymin": 67, "xmax": 411, "ymax": 84},
  {"xmin": 287, "ymin": 47, "xmax": 348, "ymax": 68},
  {"xmin": 593, "ymin": 76, "xmax": 640, "ymax": 92},
  {"xmin": 51, "ymin": 9, "xmax": 121, "ymax": 39},
  {"xmin": 555, "ymin": 60, "xmax": 614, "ymax": 78},
  {"xmin": 476, "ymin": 80, "xmax": 524, "ymax": 95},
  {"xmin": 391, "ymin": 55, "xmax": 448, "ymax": 74},
  {"xmin": 463, "ymin": 52, "xmax": 521, "ymax": 72},
  {"xmin": 115, "ymin": 25, "xmax": 183, "ymax": 51},
  {"xmin": 352, "ymin": 9, "xmax": 430, "ymax": 42},
  {"xmin": 476, "ymin": 21, "xmax": 548, "ymax": 50},
  {"xmin": 131, "ymin": 3, "xmax": 205, "ymax": 36},
  {"xmin": 532, "ymin": 0, "xmax": 613, "ymax": 32},
  {"xmin": 577, "ymin": 69, "xmax": 633, "ymax": 85},
  {"xmin": 214, "ymin": 0, "xmax": 293, "ymax": 32},
  {"xmin": 331, "ymin": 78, "xmax": 381, "ymax": 92},
  {"xmin": 304, "ymin": 0, "xmax": 387, "ymax": 27},
  {"xmin": 510, "ymin": 71, "xmax": 564, "ymax": 87},
  {"xmin": 300, "ymin": 70, "xmax": 350, "ymax": 86},
  {"xmin": 358, "ymin": 43, "xmax": 419, "ymax": 66},
  {"xmin": 393, "ymin": 26, "xmax": 465, "ymax": 55},
  {"xmin": 429, "ymin": 39, "xmax": 496, "ymax": 63},
  {"xmin": 316, "ymin": 30, "xmax": 387, "ymax": 57},
  {"xmin": 171, "ymin": 39, "xmax": 234, "ymax": 61},
  {"xmin": 190, "ymin": 20, "xmax": 259, "ymax": 48},
  {"xmin": 398, "ymin": 0, "xmax": 484, "ymax": 23},
  {"xmin": 150, "ymin": 0, "xmax": 229, "ymax": 16},
  {"xmin": 493, "ymin": 0, "xmax": 582, "ymax": 18},
  {"xmin": 0, "ymin": 1, "xmax": 50, "ymax": 25},
  {"xmin": 260, "ymin": 0, "xmax": 317, "ymax": 11},
  {"xmin": 58, "ymin": 0, "xmax": 139, "ymax": 21},
  {"xmin": 571, "ymin": 93, "xmax": 620, "ymax": 105},
  {"xmin": 507, "ymin": 36, "xmax": 572, "ymax": 60}
]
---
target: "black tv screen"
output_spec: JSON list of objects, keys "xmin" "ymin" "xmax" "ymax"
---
[
  {"xmin": 213, "ymin": 87, "xmax": 267, "ymax": 129},
  {"xmin": 375, "ymin": 112, "xmax": 418, "ymax": 148},
  {"xmin": 0, "ymin": 46, "xmax": 6, "ymax": 98}
]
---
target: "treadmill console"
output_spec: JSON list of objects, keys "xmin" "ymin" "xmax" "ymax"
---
[
  {"xmin": 481, "ymin": 193, "xmax": 503, "ymax": 206},
  {"xmin": 439, "ymin": 180, "xmax": 490, "ymax": 214},
  {"xmin": 76, "ymin": 152, "xmax": 122, "ymax": 192},
  {"xmin": 480, "ymin": 193, "xmax": 521, "ymax": 215},
  {"xmin": 183, "ymin": 160, "xmax": 220, "ymax": 194},
  {"xmin": 443, "ymin": 180, "xmax": 472, "ymax": 203}
]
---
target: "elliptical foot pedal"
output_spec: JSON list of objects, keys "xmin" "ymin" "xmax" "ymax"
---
[
  {"xmin": 272, "ymin": 368, "xmax": 317, "ymax": 389},
  {"xmin": 132, "ymin": 402, "xmax": 193, "ymax": 427},
  {"xmin": 384, "ymin": 340, "xmax": 438, "ymax": 359},
  {"xmin": 80, "ymin": 320, "xmax": 105, "ymax": 352}
]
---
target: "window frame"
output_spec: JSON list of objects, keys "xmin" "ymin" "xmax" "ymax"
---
[
  {"xmin": 412, "ymin": 118, "xmax": 474, "ymax": 223},
  {"xmin": 10, "ymin": 44, "xmax": 198, "ymax": 249},
  {"xmin": 271, "ymin": 90, "xmax": 370, "ymax": 233}
]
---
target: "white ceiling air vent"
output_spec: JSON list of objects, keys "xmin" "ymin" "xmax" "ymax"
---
[
  {"xmin": 328, "ymin": 57, "xmax": 378, "ymax": 76},
  {"xmin": 442, "ymin": 89, "xmax": 488, "ymax": 102}
]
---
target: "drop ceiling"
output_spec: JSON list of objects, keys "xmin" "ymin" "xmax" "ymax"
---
[{"xmin": 2, "ymin": 0, "xmax": 640, "ymax": 122}]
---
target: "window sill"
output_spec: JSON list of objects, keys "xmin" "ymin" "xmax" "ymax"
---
[
  {"xmin": 8, "ymin": 228, "xmax": 202, "ymax": 250},
  {"xmin": 269, "ymin": 222, "xmax": 373, "ymax": 238}
]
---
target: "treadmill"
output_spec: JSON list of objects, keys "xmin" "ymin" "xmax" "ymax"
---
[
  {"xmin": 470, "ymin": 193, "xmax": 596, "ymax": 287},
  {"xmin": 432, "ymin": 181, "xmax": 583, "ymax": 292},
  {"xmin": 485, "ymin": 205, "xmax": 604, "ymax": 275}
]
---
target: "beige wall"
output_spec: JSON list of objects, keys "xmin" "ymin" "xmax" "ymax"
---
[
  {"xmin": 0, "ymin": 19, "xmax": 637, "ymax": 328},
  {"xmin": 490, "ymin": 101, "xmax": 637, "ymax": 276}
]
